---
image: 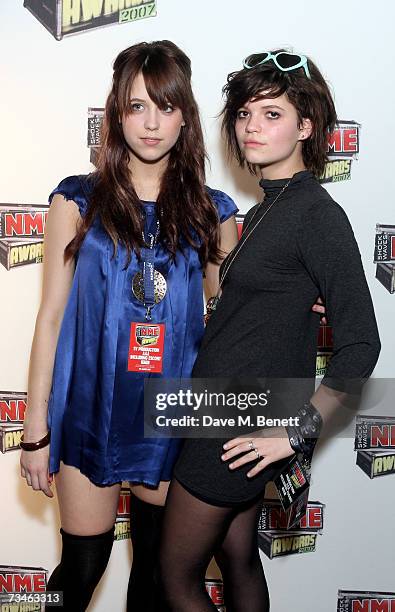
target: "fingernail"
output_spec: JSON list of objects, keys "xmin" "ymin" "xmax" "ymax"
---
[
  {"xmin": 229, "ymin": 463, "xmax": 234, "ymax": 469},
  {"xmin": 223, "ymin": 444, "xmax": 228, "ymax": 449},
  {"xmin": 247, "ymin": 472, "xmax": 252, "ymax": 478}
]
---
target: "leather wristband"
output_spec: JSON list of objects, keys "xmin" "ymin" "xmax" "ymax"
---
[
  {"xmin": 286, "ymin": 403, "xmax": 323, "ymax": 457},
  {"xmin": 20, "ymin": 431, "xmax": 51, "ymax": 452}
]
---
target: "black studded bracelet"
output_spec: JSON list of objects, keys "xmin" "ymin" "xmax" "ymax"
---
[{"xmin": 286, "ymin": 403, "xmax": 323, "ymax": 458}]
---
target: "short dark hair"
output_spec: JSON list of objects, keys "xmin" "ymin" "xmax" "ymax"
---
[{"xmin": 221, "ymin": 49, "xmax": 337, "ymax": 177}]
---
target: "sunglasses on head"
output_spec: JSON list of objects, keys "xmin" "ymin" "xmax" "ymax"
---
[{"xmin": 243, "ymin": 51, "xmax": 311, "ymax": 79}]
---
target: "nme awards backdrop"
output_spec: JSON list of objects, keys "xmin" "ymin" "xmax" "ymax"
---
[{"xmin": 1, "ymin": 1, "xmax": 394, "ymax": 611}]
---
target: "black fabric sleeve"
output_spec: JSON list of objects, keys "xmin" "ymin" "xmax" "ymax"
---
[{"xmin": 296, "ymin": 198, "xmax": 381, "ymax": 389}]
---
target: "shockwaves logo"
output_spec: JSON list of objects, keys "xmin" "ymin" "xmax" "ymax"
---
[
  {"xmin": 114, "ymin": 487, "xmax": 131, "ymax": 541},
  {"xmin": 321, "ymin": 120, "xmax": 360, "ymax": 184},
  {"xmin": 354, "ymin": 416, "xmax": 395, "ymax": 479},
  {"xmin": 337, "ymin": 590, "xmax": 395, "ymax": 611},
  {"xmin": 374, "ymin": 224, "xmax": 395, "ymax": 294},
  {"xmin": 0, "ymin": 206, "xmax": 47, "ymax": 270},
  {"xmin": 257, "ymin": 499, "xmax": 325, "ymax": 559},
  {"xmin": 0, "ymin": 566, "xmax": 47, "ymax": 612},
  {"xmin": 87, "ymin": 108, "xmax": 104, "ymax": 167},
  {"xmin": 24, "ymin": 0, "xmax": 157, "ymax": 41},
  {"xmin": 0, "ymin": 392, "xmax": 26, "ymax": 454}
]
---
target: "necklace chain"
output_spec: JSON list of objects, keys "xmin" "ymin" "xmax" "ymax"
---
[
  {"xmin": 218, "ymin": 179, "xmax": 291, "ymax": 289},
  {"xmin": 142, "ymin": 219, "xmax": 160, "ymax": 249}
]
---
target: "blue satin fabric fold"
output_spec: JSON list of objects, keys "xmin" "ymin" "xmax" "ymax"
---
[{"xmin": 47, "ymin": 175, "xmax": 238, "ymax": 486}]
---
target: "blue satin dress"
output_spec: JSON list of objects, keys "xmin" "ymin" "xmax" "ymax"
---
[{"xmin": 47, "ymin": 175, "xmax": 238, "ymax": 486}]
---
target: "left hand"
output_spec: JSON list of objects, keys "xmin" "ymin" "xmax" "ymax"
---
[{"xmin": 221, "ymin": 427, "xmax": 295, "ymax": 478}]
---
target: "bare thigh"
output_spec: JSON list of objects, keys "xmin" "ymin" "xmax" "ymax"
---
[
  {"xmin": 55, "ymin": 463, "xmax": 121, "ymax": 535},
  {"xmin": 130, "ymin": 480, "xmax": 170, "ymax": 506}
]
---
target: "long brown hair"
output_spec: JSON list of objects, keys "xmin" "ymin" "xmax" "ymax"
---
[
  {"xmin": 221, "ymin": 49, "xmax": 337, "ymax": 177},
  {"xmin": 65, "ymin": 40, "xmax": 221, "ymax": 266}
]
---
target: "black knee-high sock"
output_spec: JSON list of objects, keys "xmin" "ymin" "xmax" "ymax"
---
[
  {"xmin": 127, "ymin": 495, "xmax": 168, "ymax": 612},
  {"xmin": 45, "ymin": 526, "xmax": 114, "ymax": 612}
]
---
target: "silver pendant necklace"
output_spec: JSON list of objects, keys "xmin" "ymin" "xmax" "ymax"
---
[{"xmin": 131, "ymin": 215, "xmax": 167, "ymax": 320}]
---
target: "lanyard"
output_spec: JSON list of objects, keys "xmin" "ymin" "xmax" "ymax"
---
[{"xmin": 141, "ymin": 205, "xmax": 159, "ymax": 320}]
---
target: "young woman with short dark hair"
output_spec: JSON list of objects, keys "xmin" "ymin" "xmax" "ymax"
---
[{"xmin": 160, "ymin": 49, "xmax": 381, "ymax": 612}]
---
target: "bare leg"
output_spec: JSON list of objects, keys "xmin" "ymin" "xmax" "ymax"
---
[
  {"xmin": 46, "ymin": 463, "xmax": 121, "ymax": 611},
  {"xmin": 130, "ymin": 481, "xmax": 169, "ymax": 506},
  {"xmin": 55, "ymin": 463, "xmax": 121, "ymax": 534}
]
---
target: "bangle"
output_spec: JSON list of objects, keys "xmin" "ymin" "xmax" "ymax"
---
[
  {"xmin": 286, "ymin": 403, "xmax": 323, "ymax": 458},
  {"xmin": 20, "ymin": 431, "xmax": 51, "ymax": 452}
]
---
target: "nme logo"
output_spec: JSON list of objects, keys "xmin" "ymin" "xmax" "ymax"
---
[
  {"xmin": 338, "ymin": 591, "xmax": 395, "ymax": 612},
  {"xmin": 3, "ymin": 212, "xmax": 47, "ymax": 238},
  {"xmin": 0, "ymin": 569, "xmax": 46, "ymax": 593},
  {"xmin": 317, "ymin": 325, "xmax": 333, "ymax": 351},
  {"xmin": 0, "ymin": 207, "xmax": 48, "ymax": 239},
  {"xmin": 327, "ymin": 121, "xmax": 360, "ymax": 158},
  {"xmin": 352, "ymin": 599, "xmax": 395, "ymax": 612},
  {"xmin": 205, "ymin": 580, "xmax": 224, "ymax": 608},
  {"xmin": 355, "ymin": 416, "xmax": 395, "ymax": 452},
  {"xmin": 351, "ymin": 599, "xmax": 395, "ymax": 612},
  {"xmin": 371, "ymin": 425, "xmax": 395, "ymax": 448},
  {"xmin": 268, "ymin": 506, "xmax": 322, "ymax": 530},
  {"xmin": 235, "ymin": 214, "xmax": 245, "ymax": 240},
  {"xmin": 0, "ymin": 395, "xmax": 26, "ymax": 423},
  {"xmin": 117, "ymin": 487, "xmax": 131, "ymax": 518},
  {"xmin": 258, "ymin": 500, "xmax": 324, "ymax": 534}
]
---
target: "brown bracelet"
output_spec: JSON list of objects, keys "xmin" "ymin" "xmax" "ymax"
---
[{"xmin": 20, "ymin": 431, "xmax": 51, "ymax": 451}]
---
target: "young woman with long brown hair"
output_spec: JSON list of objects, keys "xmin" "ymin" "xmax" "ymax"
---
[
  {"xmin": 19, "ymin": 40, "xmax": 239, "ymax": 611},
  {"xmin": 160, "ymin": 50, "xmax": 381, "ymax": 611}
]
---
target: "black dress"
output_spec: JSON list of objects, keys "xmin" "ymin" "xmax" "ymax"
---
[{"xmin": 173, "ymin": 170, "xmax": 381, "ymax": 506}]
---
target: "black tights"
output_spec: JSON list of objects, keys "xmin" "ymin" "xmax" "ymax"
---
[
  {"xmin": 45, "ymin": 526, "xmax": 114, "ymax": 611},
  {"xmin": 159, "ymin": 480, "xmax": 269, "ymax": 612}
]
